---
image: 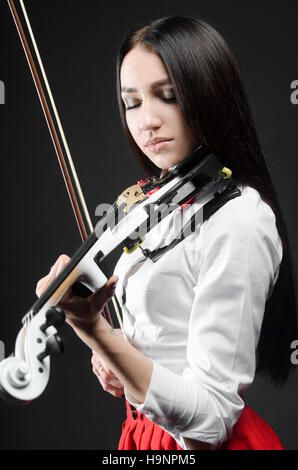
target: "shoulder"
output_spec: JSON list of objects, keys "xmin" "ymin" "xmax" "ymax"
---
[
  {"xmin": 202, "ymin": 183, "xmax": 276, "ymax": 233},
  {"xmin": 199, "ymin": 183, "xmax": 282, "ymax": 261}
]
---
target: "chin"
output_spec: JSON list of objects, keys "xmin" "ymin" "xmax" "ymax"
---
[{"xmin": 150, "ymin": 157, "xmax": 171, "ymax": 169}]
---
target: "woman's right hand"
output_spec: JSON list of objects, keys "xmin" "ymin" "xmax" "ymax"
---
[{"xmin": 91, "ymin": 347, "xmax": 125, "ymax": 398}]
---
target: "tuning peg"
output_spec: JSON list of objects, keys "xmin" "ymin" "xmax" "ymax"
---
[
  {"xmin": 37, "ymin": 335, "xmax": 64, "ymax": 362},
  {"xmin": 40, "ymin": 306, "xmax": 65, "ymax": 333}
]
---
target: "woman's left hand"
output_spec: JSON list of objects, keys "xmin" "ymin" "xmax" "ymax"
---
[
  {"xmin": 36, "ymin": 254, "xmax": 118, "ymax": 335},
  {"xmin": 91, "ymin": 345, "xmax": 125, "ymax": 398}
]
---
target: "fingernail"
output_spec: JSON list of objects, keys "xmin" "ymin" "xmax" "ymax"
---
[{"xmin": 111, "ymin": 281, "xmax": 118, "ymax": 289}]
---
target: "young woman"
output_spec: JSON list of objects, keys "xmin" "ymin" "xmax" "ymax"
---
[{"xmin": 36, "ymin": 15, "xmax": 297, "ymax": 450}]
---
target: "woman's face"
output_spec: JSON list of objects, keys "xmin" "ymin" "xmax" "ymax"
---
[{"xmin": 120, "ymin": 45, "xmax": 197, "ymax": 175}]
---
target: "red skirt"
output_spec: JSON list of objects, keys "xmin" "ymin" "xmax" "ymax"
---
[{"xmin": 118, "ymin": 400, "xmax": 285, "ymax": 450}]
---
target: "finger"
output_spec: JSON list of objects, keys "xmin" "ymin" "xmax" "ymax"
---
[
  {"xmin": 36, "ymin": 275, "xmax": 48, "ymax": 291},
  {"xmin": 105, "ymin": 275, "xmax": 119, "ymax": 289},
  {"xmin": 36, "ymin": 271, "xmax": 56, "ymax": 297},
  {"xmin": 91, "ymin": 353, "xmax": 113, "ymax": 374},
  {"xmin": 92, "ymin": 361, "xmax": 123, "ymax": 387},
  {"xmin": 62, "ymin": 277, "xmax": 118, "ymax": 322},
  {"xmin": 110, "ymin": 389, "xmax": 125, "ymax": 398},
  {"xmin": 91, "ymin": 354, "xmax": 103, "ymax": 369},
  {"xmin": 93, "ymin": 364, "xmax": 124, "ymax": 391},
  {"xmin": 42, "ymin": 255, "xmax": 70, "ymax": 284},
  {"xmin": 36, "ymin": 266, "xmax": 61, "ymax": 297},
  {"xmin": 89, "ymin": 276, "xmax": 119, "ymax": 313},
  {"xmin": 91, "ymin": 351, "xmax": 105, "ymax": 364},
  {"xmin": 96, "ymin": 375, "xmax": 124, "ymax": 397},
  {"xmin": 55, "ymin": 254, "xmax": 71, "ymax": 266},
  {"xmin": 36, "ymin": 277, "xmax": 48, "ymax": 297},
  {"xmin": 91, "ymin": 359, "xmax": 124, "ymax": 390},
  {"xmin": 93, "ymin": 369, "xmax": 124, "ymax": 391},
  {"xmin": 101, "ymin": 373, "xmax": 124, "ymax": 391},
  {"xmin": 52, "ymin": 255, "xmax": 70, "ymax": 277},
  {"xmin": 36, "ymin": 254, "xmax": 71, "ymax": 297},
  {"xmin": 54, "ymin": 260, "xmax": 64, "ymax": 277}
]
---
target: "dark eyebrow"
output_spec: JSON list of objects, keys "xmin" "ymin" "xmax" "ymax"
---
[{"xmin": 121, "ymin": 78, "xmax": 171, "ymax": 93}]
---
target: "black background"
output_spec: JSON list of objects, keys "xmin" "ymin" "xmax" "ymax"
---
[{"xmin": 0, "ymin": 0, "xmax": 298, "ymax": 450}]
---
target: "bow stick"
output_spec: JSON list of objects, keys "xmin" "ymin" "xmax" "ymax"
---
[{"xmin": 7, "ymin": 0, "xmax": 121, "ymax": 329}]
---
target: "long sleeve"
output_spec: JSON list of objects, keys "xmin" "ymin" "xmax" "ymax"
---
[{"xmin": 124, "ymin": 185, "xmax": 283, "ymax": 449}]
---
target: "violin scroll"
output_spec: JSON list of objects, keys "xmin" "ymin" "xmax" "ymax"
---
[{"xmin": 0, "ymin": 305, "xmax": 66, "ymax": 405}]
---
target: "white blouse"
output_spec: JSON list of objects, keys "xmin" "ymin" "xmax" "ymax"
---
[{"xmin": 113, "ymin": 181, "xmax": 283, "ymax": 450}]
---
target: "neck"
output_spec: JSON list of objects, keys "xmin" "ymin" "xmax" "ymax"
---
[{"xmin": 160, "ymin": 167, "xmax": 171, "ymax": 178}]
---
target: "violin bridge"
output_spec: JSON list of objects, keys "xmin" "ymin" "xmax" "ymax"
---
[{"xmin": 116, "ymin": 184, "xmax": 146, "ymax": 214}]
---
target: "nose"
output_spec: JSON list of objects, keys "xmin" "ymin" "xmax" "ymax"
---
[{"xmin": 138, "ymin": 100, "xmax": 162, "ymax": 132}]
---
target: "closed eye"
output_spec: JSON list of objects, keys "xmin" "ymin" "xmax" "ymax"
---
[{"xmin": 124, "ymin": 94, "xmax": 177, "ymax": 111}]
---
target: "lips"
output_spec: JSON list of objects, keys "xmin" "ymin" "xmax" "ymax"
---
[
  {"xmin": 145, "ymin": 138, "xmax": 174, "ymax": 153},
  {"xmin": 145, "ymin": 137, "xmax": 173, "ymax": 146},
  {"xmin": 147, "ymin": 140, "xmax": 173, "ymax": 153}
]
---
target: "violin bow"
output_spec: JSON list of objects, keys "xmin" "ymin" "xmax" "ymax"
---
[{"xmin": 7, "ymin": 0, "xmax": 120, "ymax": 330}]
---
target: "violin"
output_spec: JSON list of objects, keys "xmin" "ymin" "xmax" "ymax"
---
[{"xmin": 0, "ymin": 0, "xmax": 238, "ymax": 405}]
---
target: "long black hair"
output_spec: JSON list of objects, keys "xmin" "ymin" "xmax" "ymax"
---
[{"xmin": 115, "ymin": 15, "xmax": 298, "ymax": 385}]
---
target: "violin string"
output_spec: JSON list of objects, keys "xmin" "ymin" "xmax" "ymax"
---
[{"xmin": 11, "ymin": 0, "xmax": 127, "ymax": 339}]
